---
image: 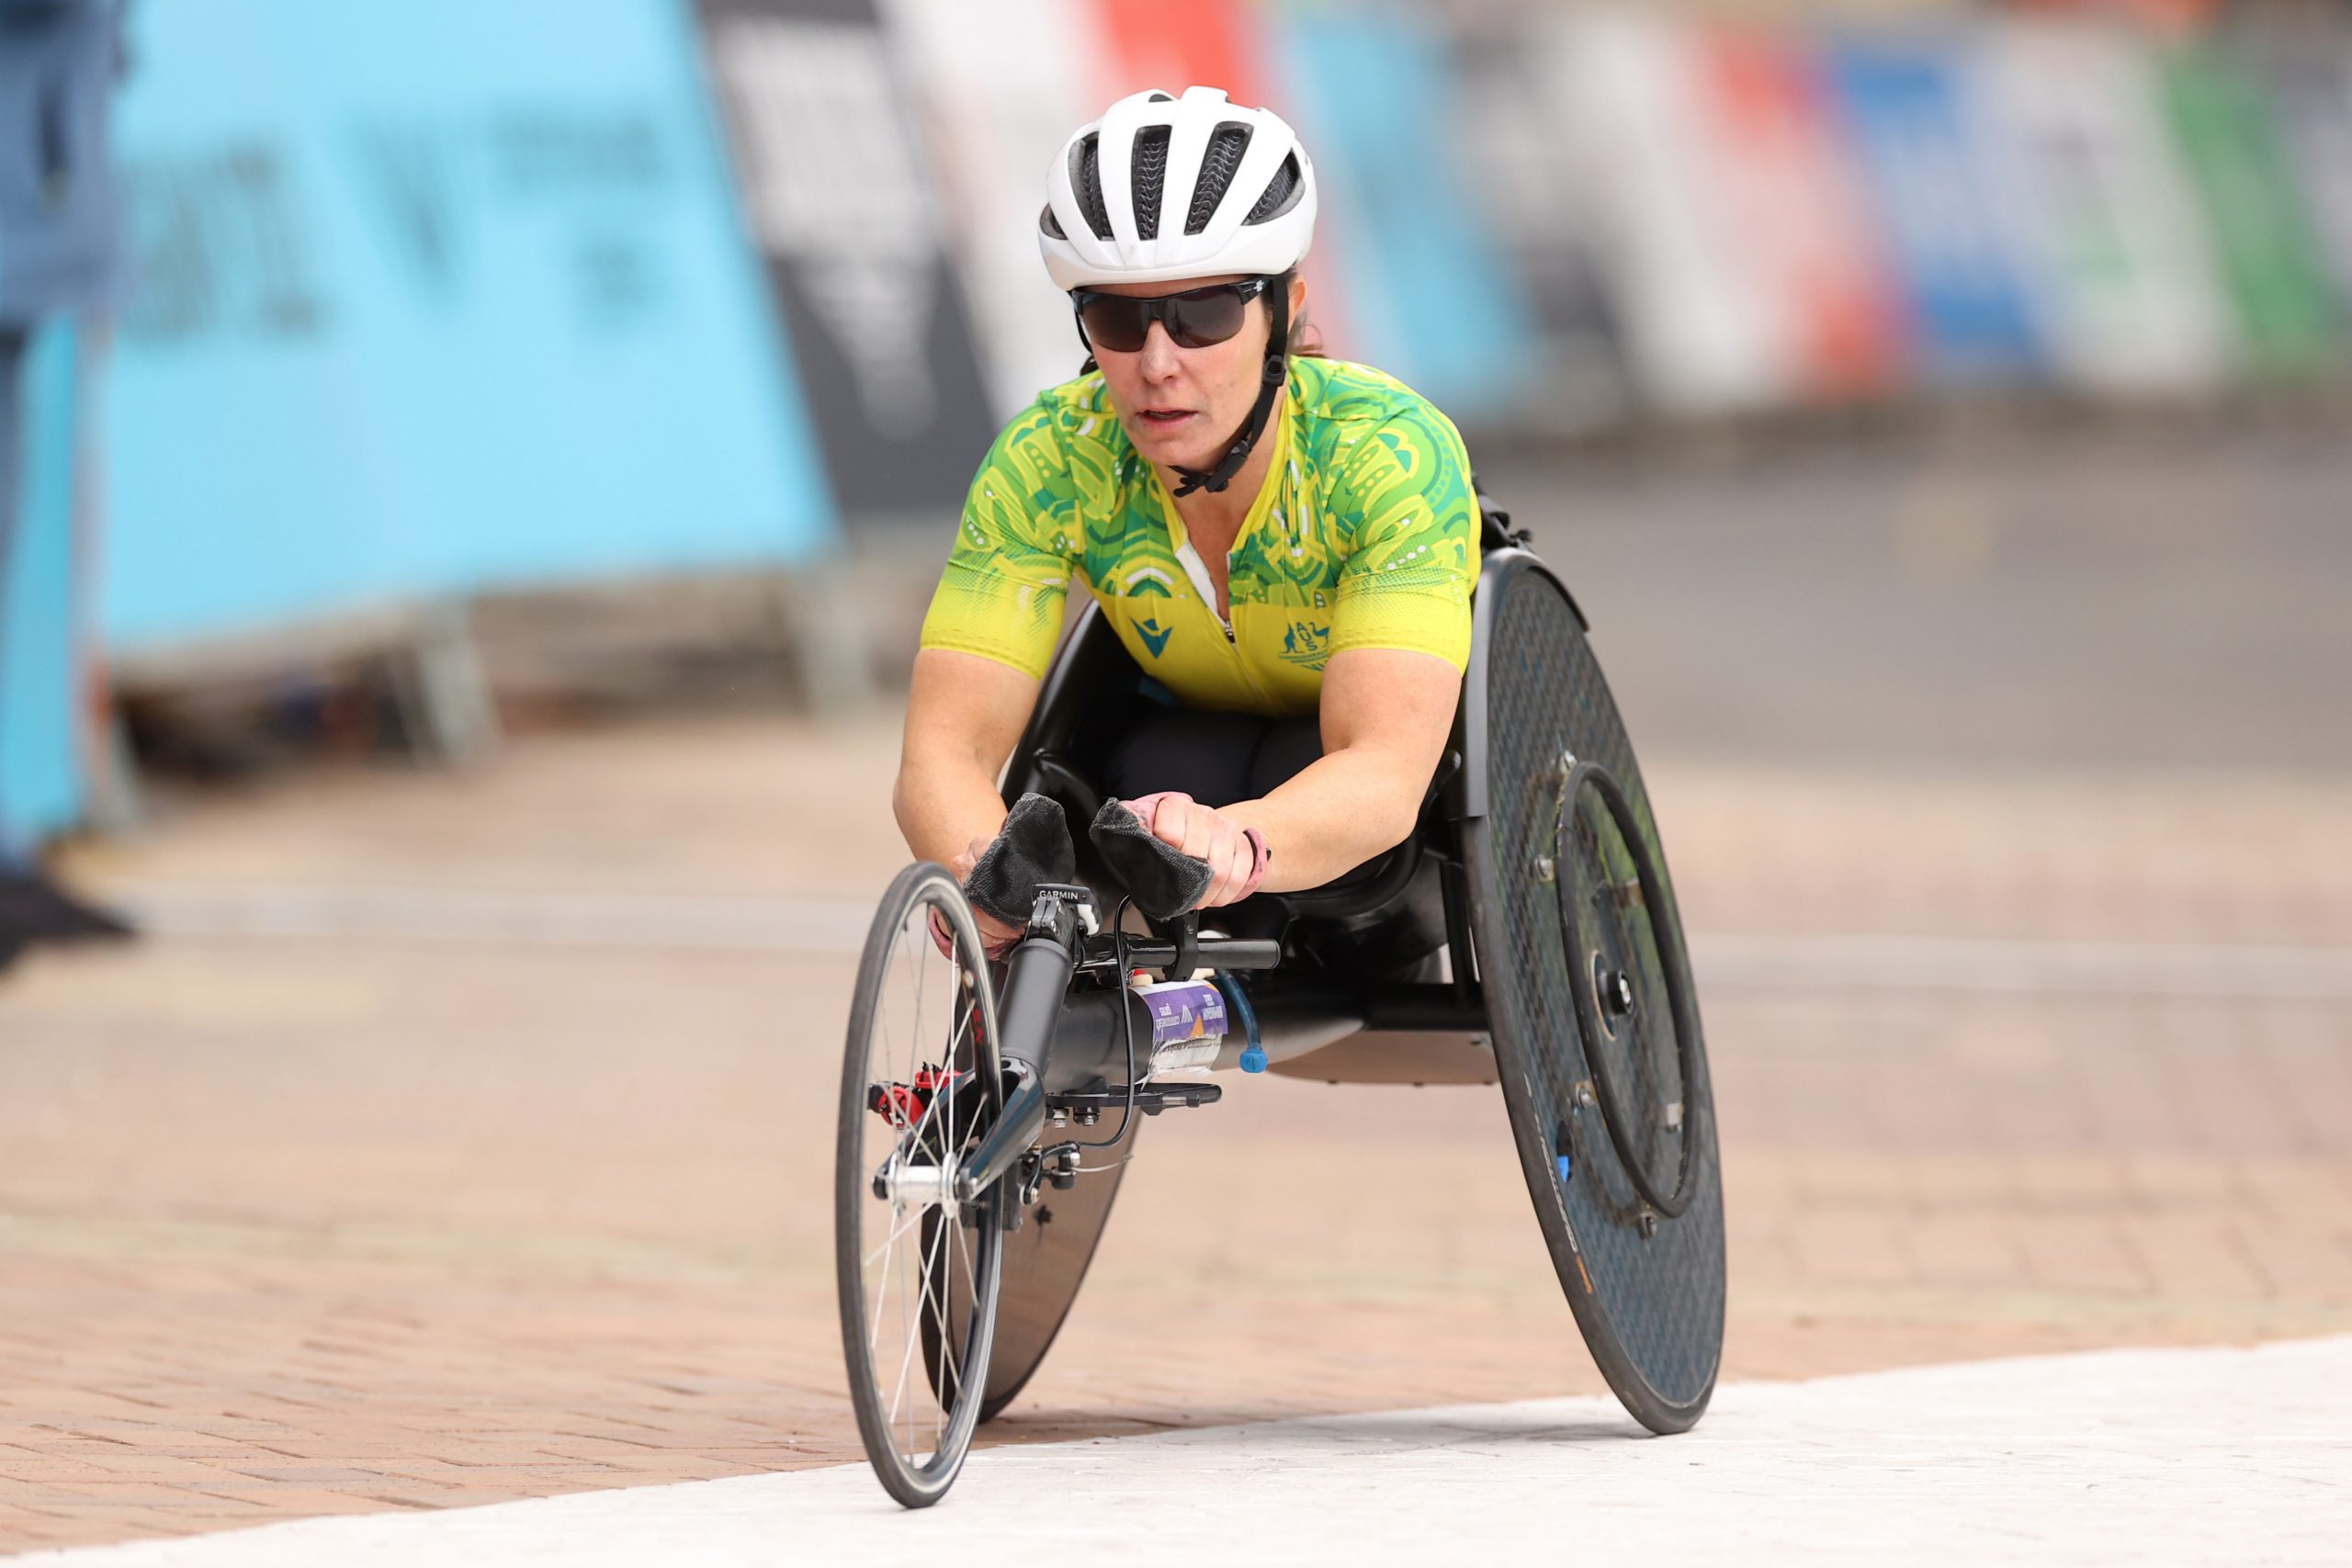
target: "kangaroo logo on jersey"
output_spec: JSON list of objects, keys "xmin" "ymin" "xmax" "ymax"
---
[
  {"xmin": 1135, "ymin": 617, "xmax": 1173, "ymax": 659},
  {"xmin": 1279, "ymin": 620, "xmax": 1330, "ymax": 671}
]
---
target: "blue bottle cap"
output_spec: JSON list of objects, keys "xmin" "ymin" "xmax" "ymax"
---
[{"xmin": 1239, "ymin": 1043, "xmax": 1268, "ymax": 1074}]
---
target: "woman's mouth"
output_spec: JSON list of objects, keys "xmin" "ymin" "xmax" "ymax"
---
[{"xmin": 1137, "ymin": 408, "xmax": 1194, "ymax": 429}]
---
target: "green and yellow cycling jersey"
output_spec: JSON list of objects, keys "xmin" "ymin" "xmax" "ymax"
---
[{"xmin": 918, "ymin": 356, "xmax": 1479, "ymax": 717}]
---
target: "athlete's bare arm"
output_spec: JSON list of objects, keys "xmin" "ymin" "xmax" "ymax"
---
[
  {"xmin": 899, "ymin": 640, "xmax": 1454, "ymax": 919},
  {"xmin": 892, "ymin": 648, "xmax": 1036, "ymax": 897},
  {"xmin": 1182, "ymin": 646, "xmax": 1459, "ymax": 900}
]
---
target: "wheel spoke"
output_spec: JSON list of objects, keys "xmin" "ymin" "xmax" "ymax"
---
[
  {"xmin": 888, "ymin": 1199, "xmax": 952, "ymax": 1461},
  {"xmin": 865, "ymin": 1203, "xmax": 922, "ymax": 1281},
  {"xmin": 944, "ymin": 1213, "xmax": 976, "ymax": 1392},
  {"xmin": 918, "ymin": 1209, "xmax": 956, "ymax": 1433},
  {"xmin": 889, "ymin": 1205, "xmax": 915, "ymax": 1450}
]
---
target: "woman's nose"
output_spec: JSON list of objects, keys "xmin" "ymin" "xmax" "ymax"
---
[{"xmin": 1136, "ymin": 320, "xmax": 1182, "ymax": 378}]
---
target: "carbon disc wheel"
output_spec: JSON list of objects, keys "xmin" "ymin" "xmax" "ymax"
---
[
  {"xmin": 836, "ymin": 863, "xmax": 1006, "ymax": 1506},
  {"xmin": 933, "ymin": 1118, "xmax": 1136, "ymax": 1424},
  {"xmin": 1464, "ymin": 556, "xmax": 1725, "ymax": 1435}
]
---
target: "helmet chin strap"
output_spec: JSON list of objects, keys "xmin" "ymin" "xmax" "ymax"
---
[{"xmin": 1170, "ymin": 280, "xmax": 1289, "ymax": 499}]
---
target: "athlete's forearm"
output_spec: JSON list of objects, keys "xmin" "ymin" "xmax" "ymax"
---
[
  {"xmin": 892, "ymin": 746, "xmax": 1010, "ymax": 871},
  {"xmin": 1221, "ymin": 745, "xmax": 1427, "ymax": 894},
  {"xmin": 892, "ymin": 650, "xmax": 1039, "ymax": 872},
  {"xmin": 1212, "ymin": 648, "xmax": 1457, "ymax": 894}
]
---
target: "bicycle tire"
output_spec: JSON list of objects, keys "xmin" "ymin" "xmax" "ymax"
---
[{"xmin": 836, "ymin": 863, "xmax": 1007, "ymax": 1506}]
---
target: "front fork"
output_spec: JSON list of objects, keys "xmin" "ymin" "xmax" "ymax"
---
[{"xmin": 952, "ymin": 885, "xmax": 1093, "ymax": 1221}]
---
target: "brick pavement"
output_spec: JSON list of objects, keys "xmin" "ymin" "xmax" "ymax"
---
[{"xmin": 3, "ymin": 713, "xmax": 2349, "ymax": 1551}]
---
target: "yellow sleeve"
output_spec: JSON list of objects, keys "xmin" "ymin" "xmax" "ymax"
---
[
  {"xmin": 917, "ymin": 402, "xmax": 1079, "ymax": 680},
  {"xmin": 1327, "ymin": 401, "xmax": 1480, "ymax": 671}
]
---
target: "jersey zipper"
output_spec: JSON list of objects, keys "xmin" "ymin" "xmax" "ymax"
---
[
  {"xmin": 1161, "ymin": 447, "xmax": 1283, "ymax": 708},
  {"xmin": 1177, "ymin": 544, "xmax": 1272, "ymax": 703}
]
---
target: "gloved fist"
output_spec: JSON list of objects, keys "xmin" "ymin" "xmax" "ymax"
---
[
  {"xmin": 1123, "ymin": 792, "xmax": 1271, "ymax": 908},
  {"xmin": 944, "ymin": 836, "xmax": 1023, "ymax": 957}
]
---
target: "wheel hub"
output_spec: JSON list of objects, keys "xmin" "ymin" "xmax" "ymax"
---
[{"xmin": 874, "ymin": 1152, "xmax": 956, "ymax": 1208}]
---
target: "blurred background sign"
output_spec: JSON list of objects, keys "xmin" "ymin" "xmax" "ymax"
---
[
  {"xmin": 880, "ymin": 0, "xmax": 1097, "ymax": 420},
  {"xmin": 2265, "ymin": 51, "xmax": 2352, "ymax": 315},
  {"xmin": 1691, "ymin": 25, "xmax": 1907, "ymax": 402},
  {"xmin": 1821, "ymin": 35, "xmax": 2045, "ymax": 387},
  {"xmin": 1451, "ymin": 11, "xmax": 1627, "ymax": 435},
  {"xmin": 2160, "ymin": 46, "xmax": 2343, "ymax": 376},
  {"xmin": 1555, "ymin": 10, "xmax": 1795, "ymax": 414},
  {"xmin": 0, "ymin": 0, "xmax": 2347, "ymax": 851},
  {"xmin": 1974, "ymin": 20, "xmax": 2233, "ymax": 394},
  {"xmin": 1270, "ymin": 6, "xmax": 1543, "ymax": 419},
  {"xmin": 694, "ymin": 0, "xmax": 998, "ymax": 528},
  {"xmin": 104, "ymin": 0, "xmax": 838, "ymax": 652}
]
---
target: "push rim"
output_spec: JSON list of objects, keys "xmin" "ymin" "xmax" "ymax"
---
[
  {"xmin": 1553, "ymin": 758, "xmax": 1701, "ymax": 1220},
  {"xmin": 836, "ymin": 863, "xmax": 1006, "ymax": 1506}
]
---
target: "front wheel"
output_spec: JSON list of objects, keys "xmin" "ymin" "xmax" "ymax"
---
[{"xmin": 836, "ymin": 863, "xmax": 1007, "ymax": 1506}]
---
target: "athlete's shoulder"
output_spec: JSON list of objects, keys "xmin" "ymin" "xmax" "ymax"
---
[
  {"xmin": 976, "ymin": 370, "xmax": 1129, "ymax": 483},
  {"xmin": 1292, "ymin": 357, "xmax": 1467, "ymax": 459},
  {"xmin": 1035, "ymin": 370, "xmax": 1129, "ymax": 449},
  {"xmin": 1293, "ymin": 357, "xmax": 1472, "ymax": 509}
]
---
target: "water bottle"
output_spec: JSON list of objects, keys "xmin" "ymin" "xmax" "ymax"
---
[{"xmin": 1130, "ymin": 977, "xmax": 1227, "ymax": 1077}]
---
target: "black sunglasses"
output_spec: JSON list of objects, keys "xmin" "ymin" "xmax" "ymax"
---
[{"xmin": 1069, "ymin": 277, "xmax": 1271, "ymax": 355}]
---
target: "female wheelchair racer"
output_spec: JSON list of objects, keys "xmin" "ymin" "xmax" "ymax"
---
[{"xmin": 839, "ymin": 86, "xmax": 1724, "ymax": 1507}]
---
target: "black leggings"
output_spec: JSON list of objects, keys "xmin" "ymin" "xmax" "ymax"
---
[{"xmin": 1100, "ymin": 707, "xmax": 1321, "ymax": 808}]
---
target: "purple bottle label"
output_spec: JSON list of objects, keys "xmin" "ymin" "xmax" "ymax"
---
[{"xmin": 1136, "ymin": 980, "xmax": 1228, "ymax": 1050}]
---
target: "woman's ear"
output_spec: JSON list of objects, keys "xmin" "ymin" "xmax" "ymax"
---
[{"xmin": 1283, "ymin": 270, "xmax": 1323, "ymax": 357}]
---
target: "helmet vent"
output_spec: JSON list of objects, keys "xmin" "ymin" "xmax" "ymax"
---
[
  {"xmin": 1147, "ymin": 91, "xmax": 1175, "ymax": 104},
  {"xmin": 1187, "ymin": 124, "xmax": 1253, "ymax": 234},
  {"xmin": 1039, "ymin": 203, "xmax": 1067, "ymax": 241},
  {"xmin": 1131, "ymin": 127, "xmax": 1171, "ymax": 241},
  {"xmin": 1072, "ymin": 134, "xmax": 1114, "ymax": 241},
  {"xmin": 1245, "ymin": 152, "xmax": 1305, "ymax": 225}
]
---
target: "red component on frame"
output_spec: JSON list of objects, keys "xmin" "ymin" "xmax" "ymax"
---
[{"xmin": 865, "ymin": 1066, "xmax": 966, "ymax": 1129}]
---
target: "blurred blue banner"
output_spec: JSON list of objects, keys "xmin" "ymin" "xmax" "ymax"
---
[
  {"xmin": 104, "ymin": 0, "xmax": 837, "ymax": 649},
  {"xmin": 1824, "ymin": 39, "xmax": 2044, "ymax": 384}
]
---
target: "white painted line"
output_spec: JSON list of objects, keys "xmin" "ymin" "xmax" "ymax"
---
[
  {"xmin": 112, "ymin": 881, "xmax": 2352, "ymax": 999},
  {"xmin": 20, "ymin": 1337, "xmax": 2351, "ymax": 1567}
]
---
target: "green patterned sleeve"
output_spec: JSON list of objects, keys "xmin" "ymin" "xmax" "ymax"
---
[
  {"xmin": 917, "ymin": 401, "xmax": 1078, "ymax": 680},
  {"xmin": 1327, "ymin": 400, "xmax": 1480, "ymax": 671}
]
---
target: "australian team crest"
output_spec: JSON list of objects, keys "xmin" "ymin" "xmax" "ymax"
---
[{"xmin": 1280, "ymin": 619, "xmax": 1330, "ymax": 671}]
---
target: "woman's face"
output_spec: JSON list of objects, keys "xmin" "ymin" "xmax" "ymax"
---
[{"xmin": 1085, "ymin": 272, "xmax": 1306, "ymax": 473}]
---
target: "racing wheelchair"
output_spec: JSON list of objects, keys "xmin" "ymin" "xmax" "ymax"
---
[{"xmin": 836, "ymin": 507, "xmax": 1724, "ymax": 1506}]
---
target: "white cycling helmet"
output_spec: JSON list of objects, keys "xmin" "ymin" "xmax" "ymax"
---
[{"xmin": 1039, "ymin": 85, "xmax": 1317, "ymax": 291}]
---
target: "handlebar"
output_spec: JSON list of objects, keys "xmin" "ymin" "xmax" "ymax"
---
[{"xmin": 1089, "ymin": 933, "xmax": 1283, "ymax": 973}]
